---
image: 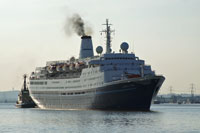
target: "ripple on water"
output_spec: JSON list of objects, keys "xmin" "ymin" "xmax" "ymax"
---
[{"xmin": 0, "ymin": 103, "xmax": 200, "ymax": 133}]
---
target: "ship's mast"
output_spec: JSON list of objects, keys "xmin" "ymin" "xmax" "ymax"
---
[
  {"xmin": 101, "ymin": 19, "xmax": 114, "ymax": 53},
  {"xmin": 23, "ymin": 74, "xmax": 27, "ymax": 91}
]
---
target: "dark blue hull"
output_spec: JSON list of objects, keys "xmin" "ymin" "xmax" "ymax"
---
[{"xmin": 92, "ymin": 76, "xmax": 165, "ymax": 110}]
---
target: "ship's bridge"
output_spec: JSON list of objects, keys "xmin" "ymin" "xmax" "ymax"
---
[
  {"xmin": 89, "ymin": 53, "xmax": 144, "ymax": 66},
  {"xmin": 102, "ymin": 53, "xmax": 136, "ymax": 59},
  {"xmin": 88, "ymin": 53, "xmax": 154, "ymax": 82}
]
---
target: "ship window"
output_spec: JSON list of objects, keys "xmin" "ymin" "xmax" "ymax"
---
[
  {"xmin": 73, "ymin": 80, "xmax": 80, "ymax": 82},
  {"xmin": 52, "ymin": 81, "xmax": 59, "ymax": 84},
  {"xmin": 61, "ymin": 93, "xmax": 66, "ymax": 95},
  {"xmin": 30, "ymin": 81, "xmax": 44, "ymax": 85}
]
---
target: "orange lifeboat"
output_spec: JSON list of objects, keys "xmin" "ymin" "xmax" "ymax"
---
[
  {"xmin": 125, "ymin": 72, "xmax": 141, "ymax": 79},
  {"xmin": 127, "ymin": 74, "xmax": 141, "ymax": 78}
]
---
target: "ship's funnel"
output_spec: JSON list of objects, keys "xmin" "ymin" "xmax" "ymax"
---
[{"xmin": 79, "ymin": 36, "xmax": 94, "ymax": 59}]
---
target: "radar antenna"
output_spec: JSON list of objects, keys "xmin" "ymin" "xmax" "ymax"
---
[{"xmin": 100, "ymin": 19, "xmax": 115, "ymax": 53}]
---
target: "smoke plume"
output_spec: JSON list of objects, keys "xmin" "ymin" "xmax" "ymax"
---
[{"xmin": 64, "ymin": 14, "xmax": 93, "ymax": 36}]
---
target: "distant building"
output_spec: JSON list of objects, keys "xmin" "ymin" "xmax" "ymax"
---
[
  {"xmin": 0, "ymin": 91, "xmax": 19, "ymax": 103},
  {"xmin": 155, "ymin": 94, "xmax": 200, "ymax": 104}
]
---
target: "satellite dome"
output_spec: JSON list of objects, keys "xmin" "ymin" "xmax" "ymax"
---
[
  {"xmin": 96, "ymin": 46, "xmax": 103, "ymax": 54},
  {"xmin": 120, "ymin": 42, "xmax": 129, "ymax": 51}
]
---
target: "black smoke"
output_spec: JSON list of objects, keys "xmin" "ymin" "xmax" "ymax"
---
[{"xmin": 64, "ymin": 14, "xmax": 92, "ymax": 36}]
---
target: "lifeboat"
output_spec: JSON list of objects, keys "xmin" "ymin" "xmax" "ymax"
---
[
  {"xmin": 79, "ymin": 62, "xmax": 86, "ymax": 69},
  {"xmin": 62, "ymin": 64, "xmax": 70, "ymax": 71},
  {"xmin": 47, "ymin": 65, "xmax": 54, "ymax": 73},
  {"xmin": 75, "ymin": 62, "xmax": 80, "ymax": 69},
  {"xmin": 127, "ymin": 74, "xmax": 141, "ymax": 78},
  {"xmin": 124, "ymin": 72, "xmax": 141, "ymax": 79},
  {"xmin": 56, "ymin": 65, "xmax": 63, "ymax": 72},
  {"xmin": 69, "ymin": 63, "xmax": 75, "ymax": 71}
]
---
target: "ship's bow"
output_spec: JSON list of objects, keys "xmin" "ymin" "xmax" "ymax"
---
[{"xmin": 93, "ymin": 75, "xmax": 165, "ymax": 111}]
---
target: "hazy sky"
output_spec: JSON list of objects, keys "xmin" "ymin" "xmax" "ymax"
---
[{"xmin": 0, "ymin": 0, "xmax": 200, "ymax": 94}]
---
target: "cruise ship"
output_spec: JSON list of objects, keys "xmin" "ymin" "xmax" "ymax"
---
[{"xmin": 28, "ymin": 19, "xmax": 165, "ymax": 110}]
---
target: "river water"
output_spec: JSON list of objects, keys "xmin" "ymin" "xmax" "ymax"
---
[{"xmin": 0, "ymin": 103, "xmax": 199, "ymax": 133}]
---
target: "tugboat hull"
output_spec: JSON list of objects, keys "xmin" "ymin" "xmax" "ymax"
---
[{"xmin": 16, "ymin": 103, "xmax": 36, "ymax": 108}]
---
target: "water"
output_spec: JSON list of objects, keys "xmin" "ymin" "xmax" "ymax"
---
[{"xmin": 0, "ymin": 103, "xmax": 200, "ymax": 133}]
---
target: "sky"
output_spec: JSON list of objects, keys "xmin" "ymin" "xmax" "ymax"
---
[{"xmin": 0, "ymin": 0, "xmax": 200, "ymax": 94}]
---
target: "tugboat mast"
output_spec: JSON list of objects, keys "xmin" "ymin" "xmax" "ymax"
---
[
  {"xmin": 101, "ymin": 19, "xmax": 114, "ymax": 53},
  {"xmin": 23, "ymin": 74, "xmax": 27, "ymax": 91}
]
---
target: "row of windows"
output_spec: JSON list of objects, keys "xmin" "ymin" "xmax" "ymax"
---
[
  {"xmin": 46, "ymin": 86, "xmax": 81, "ymax": 89},
  {"xmin": 105, "ymin": 57, "xmax": 135, "ymax": 60},
  {"xmin": 66, "ymin": 79, "xmax": 80, "ymax": 83},
  {"xmin": 32, "ymin": 90, "xmax": 94, "ymax": 96},
  {"xmin": 30, "ymin": 81, "xmax": 47, "ymax": 85},
  {"xmin": 47, "ymin": 87, "xmax": 64, "ymax": 89},
  {"xmin": 65, "ymin": 86, "xmax": 81, "ymax": 89},
  {"xmin": 31, "ymin": 79, "xmax": 80, "ymax": 85},
  {"xmin": 31, "ymin": 81, "xmax": 104, "ymax": 89},
  {"xmin": 73, "ymin": 80, "xmax": 80, "ymax": 82},
  {"xmin": 84, "ymin": 82, "xmax": 103, "ymax": 87},
  {"xmin": 84, "ymin": 76, "xmax": 101, "ymax": 81},
  {"xmin": 31, "ymin": 82, "xmax": 102, "ymax": 90},
  {"xmin": 82, "ymin": 70, "xmax": 99, "ymax": 76},
  {"xmin": 61, "ymin": 92, "xmax": 86, "ymax": 95},
  {"xmin": 52, "ymin": 81, "xmax": 59, "ymax": 84},
  {"xmin": 101, "ymin": 63, "xmax": 141, "ymax": 66}
]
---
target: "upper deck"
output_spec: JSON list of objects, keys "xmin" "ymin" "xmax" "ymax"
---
[
  {"xmin": 29, "ymin": 19, "xmax": 156, "ymax": 81},
  {"xmin": 30, "ymin": 51, "xmax": 154, "ymax": 82}
]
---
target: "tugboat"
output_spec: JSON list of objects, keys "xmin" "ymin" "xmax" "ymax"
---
[{"xmin": 16, "ymin": 74, "xmax": 36, "ymax": 108}]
